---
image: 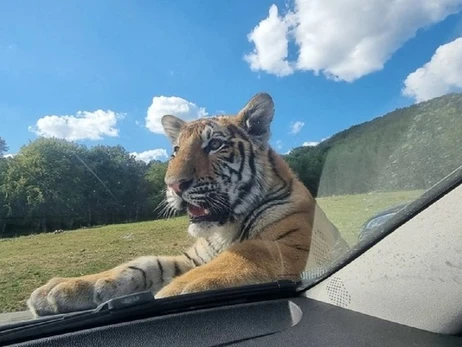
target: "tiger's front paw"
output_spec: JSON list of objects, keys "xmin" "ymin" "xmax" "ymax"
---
[
  {"xmin": 27, "ymin": 275, "xmax": 128, "ymax": 317},
  {"xmin": 27, "ymin": 277, "xmax": 97, "ymax": 317}
]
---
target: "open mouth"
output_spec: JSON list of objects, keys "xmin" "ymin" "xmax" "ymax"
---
[{"xmin": 187, "ymin": 203, "xmax": 219, "ymax": 223}]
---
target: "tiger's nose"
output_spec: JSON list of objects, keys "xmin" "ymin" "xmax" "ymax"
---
[{"xmin": 168, "ymin": 179, "xmax": 193, "ymax": 195}]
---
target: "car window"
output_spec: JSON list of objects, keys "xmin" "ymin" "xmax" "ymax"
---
[{"xmin": 0, "ymin": 0, "xmax": 461, "ymax": 325}]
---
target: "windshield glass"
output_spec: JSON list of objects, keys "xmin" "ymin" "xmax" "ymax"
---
[{"xmin": 1, "ymin": 0, "xmax": 462, "ymax": 325}]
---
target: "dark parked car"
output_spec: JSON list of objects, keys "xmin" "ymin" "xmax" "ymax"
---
[{"xmin": 358, "ymin": 203, "xmax": 409, "ymax": 242}]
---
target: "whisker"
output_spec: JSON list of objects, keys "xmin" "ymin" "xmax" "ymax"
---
[
  {"xmin": 154, "ymin": 199, "xmax": 168, "ymax": 213},
  {"xmin": 158, "ymin": 203, "xmax": 170, "ymax": 218},
  {"xmin": 211, "ymin": 199, "xmax": 230, "ymax": 213},
  {"xmin": 164, "ymin": 205, "xmax": 173, "ymax": 219},
  {"xmin": 168, "ymin": 206, "xmax": 178, "ymax": 219},
  {"xmin": 212, "ymin": 195, "xmax": 232, "ymax": 211}
]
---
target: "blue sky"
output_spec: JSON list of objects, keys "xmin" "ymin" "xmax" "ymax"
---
[{"xmin": 1, "ymin": 0, "xmax": 462, "ymax": 161}]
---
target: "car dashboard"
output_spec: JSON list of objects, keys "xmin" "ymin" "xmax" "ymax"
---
[{"xmin": 5, "ymin": 294, "xmax": 461, "ymax": 347}]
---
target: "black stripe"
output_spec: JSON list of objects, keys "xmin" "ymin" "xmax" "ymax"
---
[
  {"xmin": 194, "ymin": 246, "xmax": 206, "ymax": 264},
  {"xmin": 240, "ymin": 182, "xmax": 293, "ymax": 234},
  {"xmin": 292, "ymin": 245, "xmax": 310, "ymax": 252},
  {"xmin": 237, "ymin": 142, "xmax": 246, "ymax": 181},
  {"xmin": 157, "ymin": 258, "xmax": 164, "ymax": 283},
  {"xmin": 230, "ymin": 157, "xmax": 256, "ymax": 212},
  {"xmin": 204, "ymin": 237, "xmax": 216, "ymax": 252},
  {"xmin": 259, "ymin": 168, "xmax": 292, "ymax": 207},
  {"xmin": 230, "ymin": 175, "xmax": 257, "ymax": 211},
  {"xmin": 128, "ymin": 266, "xmax": 147, "ymax": 290},
  {"xmin": 183, "ymin": 252, "xmax": 200, "ymax": 267},
  {"xmin": 262, "ymin": 178, "xmax": 291, "ymax": 203},
  {"xmin": 228, "ymin": 124, "xmax": 249, "ymax": 141},
  {"xmin": 248, "ymin": 142, "xmax": 256, "ymax": 175},
  {"xmin": 230, "ymin": 188, "xmax": 248, "ymax": 211},
  {"xmin": 240, "ymin": 181, "xmax": 293, "ymax": 238},
  {"xmin": 173, "ymin": 261, "xmax": 181, "ymax": 277},
  {"xmin": 227, "ymin": 124, "xmax": 235, "ymax": 137},
  {"xmin": 221, "ymin": 162, "xmax": 240, "ymax": 176},
  {"xmin": 240, "ymin": 200, "xmax": 291, "ymax": 241},
  {"xmin": 230, "ymin": 145, "xmax": 257, "ymax": 212},
  {"xmin": 274, "ymin": 228, "xmax": 300, "ymax": 241},
  {"xmin": 272, "ymin": 178, "xmax": 293, "ymax": 199},
  {"xmin": 216, "ymin": 171, "xmax": 231, "ymax": 183},
  {"xmin": 225, "ymin": 151, "xmax": 235, "ymax": 163}
]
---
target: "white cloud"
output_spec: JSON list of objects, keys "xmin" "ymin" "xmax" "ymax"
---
[
  {"xmin": 131, "ymin": 149, "xmax": 168, "ymax": 163},
  {"xmin": 2, "ymin": 153, "xmax": 15, "ymax": 158},
  {"xmin": 146, "ymin": 96, "xmax": 208, "ymax": 134},
  {"xmin": 290, "ymin": 121, "xmax": 305, "ymax": 134},
  {"xmin": 29, "ymin": 110, "xmax": 123, "ymax": 141},
  {"xmin": 402, "ymin": 37, "xmax": 462, "ymax": 102},
  {"xmin": 245, "ymin": 0, "xmax": 462, "ymax": 82},
  {"xmin": 303, "ymin": 141, "xmax": 319, "ymax": 147},
  {"xmin": 276, "ymin": 140, "xmax": 283, "ymax": 149},
  {"xmin": 244, "ymin": 5, "xmax": 294, "ymax": 77}
]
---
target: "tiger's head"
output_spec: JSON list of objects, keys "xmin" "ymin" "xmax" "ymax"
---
[{"xmin": 160, "ymin": 93, "xmax": 275, "ymax": 237}]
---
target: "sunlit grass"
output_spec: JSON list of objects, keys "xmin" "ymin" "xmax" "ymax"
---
[{"xmin": 0, "ymin": 190, "xmax": 423, "ymax": 313}]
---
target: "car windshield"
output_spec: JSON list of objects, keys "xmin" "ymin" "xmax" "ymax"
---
[{"xmin": 1, "ymin": 0, "xmax": 462, "ymax": 326}]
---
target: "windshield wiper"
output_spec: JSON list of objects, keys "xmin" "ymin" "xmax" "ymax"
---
[{"xmin": 0, "ymin": 280, "xmax": 300, "ymax": 345}]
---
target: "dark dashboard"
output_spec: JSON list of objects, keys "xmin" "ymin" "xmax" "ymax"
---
[{"xmin": 6, "ymin": 295, "xmax": 461, "ymax": 347}]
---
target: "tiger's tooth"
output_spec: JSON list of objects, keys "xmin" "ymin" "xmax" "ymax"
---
[{"xmin": 204, "ymin": 209, "xmax": 210, "ymax": 215}]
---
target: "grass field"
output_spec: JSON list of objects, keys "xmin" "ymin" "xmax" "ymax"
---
[{"xmin": 0, "ymin": 190, "xmax": 423, "ymax": 313}]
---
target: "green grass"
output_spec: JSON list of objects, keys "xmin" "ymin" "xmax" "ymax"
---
[
  {"xmin": 0, "ymin": 190, "xmax": 423, "ymax": 313},
  {"xmin": 317, "ymin": 190, "xmax": 423, "ymax": 245},
  {"xmin": 0, "ymin": 219, "xmax": 192, "ymax": 313}
]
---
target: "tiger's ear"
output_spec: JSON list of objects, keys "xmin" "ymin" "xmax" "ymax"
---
[
  {"xmin": 161, "ymin": 115, "xmax": 186, "ymax": 143},
  {"xmin": 237, "ymin": 93, "xmax": 274, "ymax": 144}
]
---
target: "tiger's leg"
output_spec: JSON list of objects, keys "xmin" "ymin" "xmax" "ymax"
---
[
  {"xmin": 27, "ymin": 252, "xmax": 199, "ymax": 317},
  {"xmin": 156, "ymin": 210, "xmax": 312, "ymax": 298},
  {"xmin": 155, "ymin": 239, "xmax": 309, "ymax": 298}
]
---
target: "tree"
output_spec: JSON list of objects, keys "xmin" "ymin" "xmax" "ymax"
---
[
  {"xmin": 2, "ymin": 138, "xmax": 89, "ymax": 233},
  {"xmin": 83, "ymin": 145, "xmax": 151, "ymax": 225},
  {"xmin": 0, "ymin": 137, "xmax": 7, "ymax": 157},
  {"xmin": 0, "ymin": 148, "xmax": 10, "ymax": 235}
]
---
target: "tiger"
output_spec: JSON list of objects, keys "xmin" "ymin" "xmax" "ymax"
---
[{"xmin": 27, "ymin": 92, "xmax": 347, "ymax": 317}]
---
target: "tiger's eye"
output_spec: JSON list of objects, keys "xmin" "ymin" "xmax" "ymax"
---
[
  {"xmin": 209, "ymin": 139, "xmax": 223, "ymax": 151},
  {"xmin": 172, "ymin": 146, "xmax": 179, "ymax": 156}
]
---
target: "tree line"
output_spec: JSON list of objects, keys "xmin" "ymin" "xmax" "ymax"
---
[{"xmin": 0, "ymin": 137, "xmax": 168, "ymax": 237}]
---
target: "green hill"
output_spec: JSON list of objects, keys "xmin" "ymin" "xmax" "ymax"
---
[{"xmin": 284, "ymin": 93, "xmax": 462, "ymax": 197}]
